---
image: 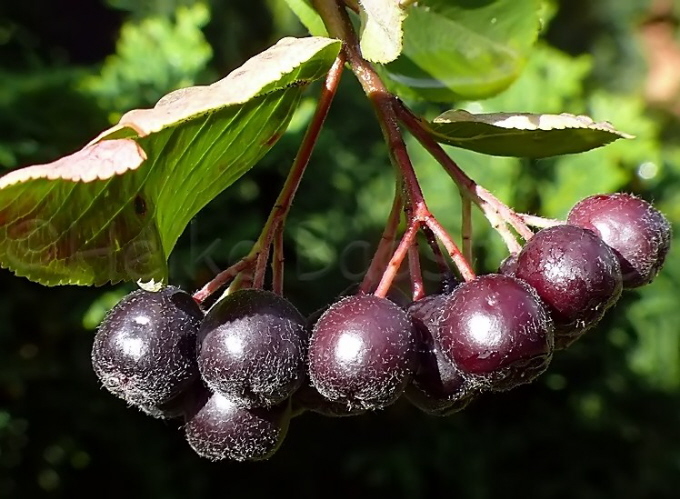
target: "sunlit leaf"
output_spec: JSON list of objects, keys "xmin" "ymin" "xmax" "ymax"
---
[
  {"xmin": 380, "ymin": 0, "xmax": 542, "ymax": 102},
  {"xmin": 0, "ymin": 36, "xmax": 341, "ymax": 286},
  {"xmin": 358, "ymin": 0, "xmax": 407, "ymax": 63},
  {"xmin": 427, "ymin": 109, "xmax": 634, "ymax": 158}
]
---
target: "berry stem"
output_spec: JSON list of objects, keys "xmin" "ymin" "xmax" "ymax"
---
[
  {"xmin": 194, "ymin": 52, "xmax": 345, "ymax": 302},
  {"xmin": 395, "ymin": 103, "xmax": 532, "ymax": 253},
  {"xmin": 267, "ymin": 52, "xmax": 346, "ymax": 229},
  {"xmin": 272, "ymin": 224, "xmax": 285, "ymax": 295},
  {"xmin": 193, "ymin": 255, "xmax": 255, "ymax": 303},
  {"xmin": 252, "ymin": 226, "xmax": 274, "ymax": 289},
  {"xmin": 408, "ymin": 241, "xmax": 425, "ymax": 301},
  {"xmin": 230, "ymin": 270, "xmax": 248, "ymax": 294},
  {"xmin": 520, "ymin": 213, "xmax": 564, "ymax": 228},
  {"xmin": 421, "ymin": 224, "xmax": 451, "ymax": 278},
  {"xmin": 424, "ymin": 217, "xmax": 474, "ymax": 280},
  {"xmin": 253, "ymin": 51, "xmax": 347, "ymax": 286},
  {"xmin": 372, "ymin": 93, "xmax": 475, "ymax": 280},
  {"xmin": 374, "ymin": 221, "xmax": 420, "ymax": 298},
  {"xmin": 359, "ymin": 182, "xmax": 404, "ymax": 293},
  {"xmin": 314, "ymin": 0, "xmax": 475, "ymax": 283},
  {"xmin": 477, "ymin": 184, "xmax": 534, "ymax": 244},
  {"xmin": 461, "ymin": 193, "xmax": 473, "ymax": 263}
]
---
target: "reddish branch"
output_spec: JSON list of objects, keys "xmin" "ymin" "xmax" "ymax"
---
[
  {"xmin": 271, "ymin": 224, "xmax": 285, "ymax": 295},
  {"xmin": 407, "ymin": 242, "xmax": 425, "ymax": 301},
  {"xmin": 193, "ymin": 255, "xmax": 254, "ymax": 303},
  {"xmin": 421, "ymin": 224, "xmax": 451, "ymax": 278},
  {"xmin": 193, "ymin": 52, "xmax": 346, "ymax": 303},
  {"xmin": 359, "ymin": 183, "xmax": 404, "ymax": 293},
  {"xmin": 395, "ymin": 103, "xmax": 533, "ymax": 255},
  {"xmin": 374, "ymin": 221, "xmax": 420, "ymax": 298},
  {"xmin": 199, "ymin": 0, "xmax": 553, "ymax": 304},
  {"xmin": 461, "ymin": 193, "xmax": 473, "ymax": 262},
  {"xmin": 314, "ymin": 0, "xmax": 476, "ymax": 297}
]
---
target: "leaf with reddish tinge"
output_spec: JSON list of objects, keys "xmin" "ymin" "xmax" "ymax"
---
[{"xmin": 0, "ymin": 36, "xmax": 341, "ymax": 287}]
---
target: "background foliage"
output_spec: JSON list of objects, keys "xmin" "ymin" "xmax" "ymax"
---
[{"xmin": 1, "ymin": 0, "xmax": 679, "ymax": 497}]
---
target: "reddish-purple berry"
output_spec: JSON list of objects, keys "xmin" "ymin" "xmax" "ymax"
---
[
  {"xmin": 437, "ymin": 274, "xmax": 554, "ymax": 390},
  {"xmin": 514, "ymin": 225, "xmax": 623, "ymax": 348},
  {"xmin": 308, "ymin": 294, "xmax": 416, "ymax": 410},
  {"xmin": 567, "ymin": 193, "xmax": 671, "ymax": 288}
]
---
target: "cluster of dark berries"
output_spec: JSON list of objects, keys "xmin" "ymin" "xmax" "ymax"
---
[
  {"xmin": 91, "ymin": 193, "xmax": 671, "ymax": 461},
  {"xmin": 502, "ymin": 192, "xmax": 671, "ymax": 348},
  {"xmin": 91, "ymin": 286, "xmax": 303, "ymax": 462}
]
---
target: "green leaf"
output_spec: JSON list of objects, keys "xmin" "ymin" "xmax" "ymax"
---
[
  {"xmin": 358, "ymin": 0, "xmax": 407, "ymax": 63},
  {"xmin": 427, "ymin": 109, "xmax": 634, "ymax": 158},
  {"xmin": 379, "ymin": 0, "xmax": 542, "ymax": 102},
  {"xmin": 282, "ymin": 0, "xmax": 329, "ymax": 36},
  {"xmin": 0, "ymin": 36, "xmax": 341, "ymax": 287}
]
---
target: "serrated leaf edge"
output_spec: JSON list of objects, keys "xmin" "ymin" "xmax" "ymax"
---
[{"xmin": 433, "ymin": 110, "xmax": 635, "ymax": 139}]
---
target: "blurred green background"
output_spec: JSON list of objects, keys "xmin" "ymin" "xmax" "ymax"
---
[{"xmin": 1, "ymin": 0, "xmax": 680, "ymax": 497}]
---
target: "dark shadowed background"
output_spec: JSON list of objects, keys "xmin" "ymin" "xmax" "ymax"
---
[{"xmin": 1, "ymin": 0, "xmax": 680, "ymax": 497}]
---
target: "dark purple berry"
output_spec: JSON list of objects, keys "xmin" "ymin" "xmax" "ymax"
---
[
  {"xmin": 184, "ymin": 391, "xmax": 290, "ymax": 461},
  {"xmin": 514, "ymin": 225, "xmax": 623, "ymax": 347},
  {"xmin": 437, "ymin": 274, "xmax": 554, "ymax": 390},
  {"xmin": 307, "ymin": 286, "xmax": 410, "ymax": 329},
  {"xmin": 308, "ymin": 294, "xmax": 416, "ymax": 410},
  {"xmin": 567, "ymin": 193, "xmax": 671, "ymax": 288},
  {"xmin": 498, "ymin": 253, "xmax": 519, "ymax": 276},
  {"xmin": 409, "ymin": 293, "xmax": 448, "ymax": 321},
  {"xmin": 405, "ymin": 294, "xmax": 475, "ymax": 415},
  {"xmin": 91, "ymin": 286, "xmax": 203, "ymax": 416},
  {"xmin": 197, "ymin": 289, "xmax": 307, "ymax": 408},
  {"xmin": 138, "ymin": 385, "xmax": 194, "ymax": 419}
]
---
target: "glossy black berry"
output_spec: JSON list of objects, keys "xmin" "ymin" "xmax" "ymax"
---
[
  {"xmin": 405, "ymin": 294, "xmax": 475, "ymax": 415},
  {"xmin": 437, "ymin": 274, "xmax": 554, "ymax": 390},
  {"xmin": 91, "ymin": 286, "xmax": 203, "ymax": 416},
  {"xmin": 197, "ymin": 289, "xmax": 307, "ymax": 408},
  {"xmin": 308, "ymin": 294, "xmax": 416, "ymax": 410},
  {"xmin": 567, "ymin": 193, "xmax": 671, "ymax": 288},
  {"xmin": 184, "ymin": 391, "xmax": 290, "ymax": 461},
  {"xmin": 306, "ymin": 286, "xmax": 410, "ymax": 329}
]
